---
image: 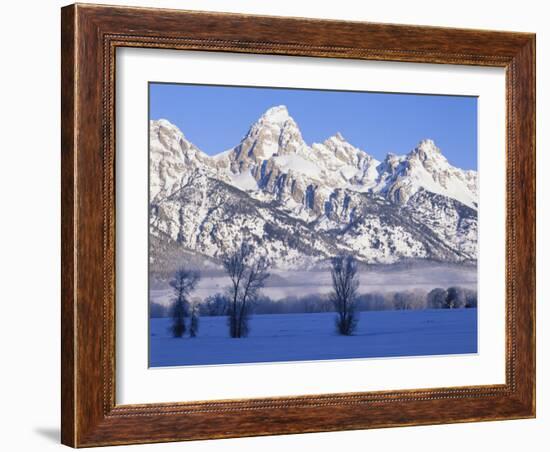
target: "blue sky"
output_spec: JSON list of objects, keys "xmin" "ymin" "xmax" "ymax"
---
[{"xmin": 149, "ymin": 83, "xmax": 477, "ymax": 170}]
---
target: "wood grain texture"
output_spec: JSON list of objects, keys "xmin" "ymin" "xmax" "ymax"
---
[
  {"xmin": 60, "ymin": 3, "xmax": 536, "ymax": 447},
  {"xmin": 60, "ymin": 5, "xmax": 76, "ymax": 447}
]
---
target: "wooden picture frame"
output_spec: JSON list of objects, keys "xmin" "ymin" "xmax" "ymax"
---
[{"xmin": 61, "ymin": 3, "xmax": 535, "ymax": 447}]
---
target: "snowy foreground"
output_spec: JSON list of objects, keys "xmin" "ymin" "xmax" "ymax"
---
[{"xmin": 150, "ymin": 309, "xmax": 477, "ymax": 367}]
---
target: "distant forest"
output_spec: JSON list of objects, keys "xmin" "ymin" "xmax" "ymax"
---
[{"xmin": 150, "ymin": 286, "xmax": 477, "ymax": 318}]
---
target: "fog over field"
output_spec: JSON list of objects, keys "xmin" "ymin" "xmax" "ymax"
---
[{"xmin": 150, "ymin": 262, "xmax": 477, "ymax": 306}]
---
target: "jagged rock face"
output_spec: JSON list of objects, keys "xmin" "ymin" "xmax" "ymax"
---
[
  {"xmin": 374, "ymin": 140, "xmax": 478, "ymax": 208},
  {"xmin": 149, "ymin": 119, "xmax": 228, "ymax": 202},
  {"xmin": 149, "ymin": 106, "xmax": 478, "ymax": 269},
  {"xmin": 230, "ymin": 106, "xmax": 306, "ymax": 170},
  {"xmin": 150, "ymin": 173, "xmax": 476, "ymax": 270}
]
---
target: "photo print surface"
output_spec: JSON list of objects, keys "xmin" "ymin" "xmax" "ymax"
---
[{"xmin": 148, "ymin": 83, "xmax": 478, "ymax": 367}]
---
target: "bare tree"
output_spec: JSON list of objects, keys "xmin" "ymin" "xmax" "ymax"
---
[
  {"xmin": 392, "ymin": 291, "xmax": 409, "ymax": 310},
  {"xmin": 202, "ymin": 293, "xmax": 228, "ymax": 316},
  {"xmin": 329, "ymin": 255, "xmax": 360, "ymax": 335},
  {"xmin": 169, "ymin": 267, "xmax": 200, "ymax": 338},
  {"xmin": 445, "ymin": 286, "xmax": 466, "ymax": 309},
  {"xmin": 189, "ymin": 303, "xmax": 200, "ymax": 338},
  {"xmin": 223, "ymin": 243, "xmax": 270, "ymax": 338},
  {"xmin": 464, "ymin": 288, "xmax": 478, "ymax": 308},
  {"xmin": 427, "ymin": 287, "xmax": 447, "ymax": 309}
]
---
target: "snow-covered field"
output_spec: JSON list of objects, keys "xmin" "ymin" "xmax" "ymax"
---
[{"xmin": 150, "ymin": 309, "xmax": 477, "ymax": 367}]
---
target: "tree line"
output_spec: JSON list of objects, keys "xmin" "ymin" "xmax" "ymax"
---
[
  {"xmin": 159, "ymin": 243, "xmax": 270, "ymax": 339},
  {"xmin": 151, "ymin": 286, "xmax": 477, "ymax": 318},
  {"xmin": 151, "ymin": 245, "xmax": 477, "ymax": 339}
]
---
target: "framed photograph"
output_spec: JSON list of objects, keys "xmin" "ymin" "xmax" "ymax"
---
[{"xmin": 61, "ymin": 3, "xmax": 536, "ymax": 447}]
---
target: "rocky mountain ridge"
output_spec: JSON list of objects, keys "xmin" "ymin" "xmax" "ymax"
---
[{"xmin": 149, "ymin": 105, "xmax": 478, "ymax": 270}]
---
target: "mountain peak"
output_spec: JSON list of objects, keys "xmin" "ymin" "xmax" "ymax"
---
[
  {"xmin": 415, "ymin": 139, "xmax": 441, "ymax": 156},
  {"xmin": 260, "ymin": 105, "xmax": 291, "ymax": 125},
  {"xmin": 155, "ymin": 118, "xmax": 175, "ymax": 127},
  {"xmin": 327, "ymin": 131, "xmax": 346, "ymax": 142},
  {"xmin": 153, "ymin": 118, "xmax": 182, "ymax": 136},
  {"xmin": 323, "ymin": 132, "xmax": 359, "ymax": 149}
]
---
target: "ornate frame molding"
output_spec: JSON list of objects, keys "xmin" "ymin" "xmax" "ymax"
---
[{"xmin": 62, "ymin": 4, "xmax": 535, "ymax": 447}]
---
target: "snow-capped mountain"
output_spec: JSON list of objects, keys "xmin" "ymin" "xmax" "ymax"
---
[{"xmin": 149, "ymin": 106, "xmax": 478, "ymax": 270}]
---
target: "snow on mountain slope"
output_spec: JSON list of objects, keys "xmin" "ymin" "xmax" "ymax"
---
[
  {"xmin": 149, "ymin": 119, "xmax": 228, "ymax": 201},
  {"xmin": 150, "ymin": 174, "xmax": 476, "ymax": 271},
  {"xmin": 149, "ymin": 106, "xmax": 478, "ymax": 269},
  {"xmin": 373, "ymin": 139, "xmax": 478, "ymax": 208}
]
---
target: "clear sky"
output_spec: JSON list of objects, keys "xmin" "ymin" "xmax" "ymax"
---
[{"xmin": 149, "ymin": 83, "xmax": 477, "ymax": 170}]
